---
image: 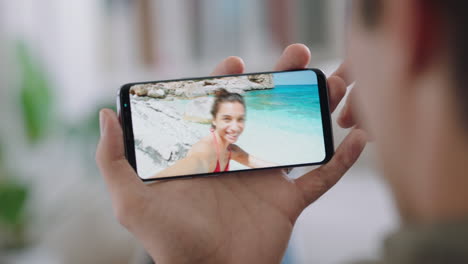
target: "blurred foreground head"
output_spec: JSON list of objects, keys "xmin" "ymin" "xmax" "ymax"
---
[{"xmin": 346, "ymin": 0, "xmax": 468, "ymax": 224}]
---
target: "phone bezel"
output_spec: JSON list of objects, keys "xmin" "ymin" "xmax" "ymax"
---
[{"xmin": 117, "ymin": 68, "xmax": 334, "ymax": 182}]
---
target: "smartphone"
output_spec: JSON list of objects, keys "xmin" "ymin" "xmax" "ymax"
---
[{"xmin": 117, "ymin": 69, "xmax": 334, "ymax": 181}]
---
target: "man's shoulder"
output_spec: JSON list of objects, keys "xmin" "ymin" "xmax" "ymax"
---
[{"xmin": 350, "ymin": 220, "xmax": 468, "ymax": 264}]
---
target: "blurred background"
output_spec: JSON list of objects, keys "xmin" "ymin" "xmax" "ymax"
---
[{"xmin": 0, "ymin": 0, "xmax": 398, "ymax": 263}]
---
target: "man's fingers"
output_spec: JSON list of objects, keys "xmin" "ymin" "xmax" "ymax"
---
[
  {"xmin": 330, "ymin": 61, "xmax": 354, "ymax": 86},
  {"xmin": 295, "ymin": 128, "xmax": 367, "ymax": 206},
  {"xmin": 330, "ymin": 61, "xmax": 358, "ymax": 126},
  {"xmin": 211, "ymin": 56, "xmax": 245, "ymax": 76},
  {"xmin": 327, "ymin": 76, "xmax": 347, "ymax": 113},
  {"xmin": 338, "ymin": 87, "xmax": 357, "ymax": 128},
  {"xmin": 96, "ymin": 109, "xmax": 145, "ymax": 203},
  {"xmin": 274, "ymin": 43, "xmax": 311, "ymax": 71}
]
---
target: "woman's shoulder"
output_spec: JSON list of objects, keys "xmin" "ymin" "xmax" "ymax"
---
[{"xmin": 188, "ymin": 136, "xmax": 216, "ymax": 157}]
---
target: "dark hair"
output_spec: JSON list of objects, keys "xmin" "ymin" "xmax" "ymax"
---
[
  {"xmin": 211, "ymin": 88, "xmax": 245, "ymax": 128},
  {"xmin": 358, "ymin": 0, "xmax": 468, "ymax": 129},
  {"xmin": 357, "ymin": 0, "xmax": 382, "ymax": 27}
]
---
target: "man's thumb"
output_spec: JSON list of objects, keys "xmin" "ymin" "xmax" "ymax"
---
[{"xmin": 96, "ymin": 109, "xmax": 143, "ymax": 197}]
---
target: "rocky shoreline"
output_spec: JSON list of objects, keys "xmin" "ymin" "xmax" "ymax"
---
[
  {"xmin": 130, "ymin": 74, "xmax": 274, "ymax": 99},
  {"xmin": 131, "ymin": 96, "xmax": 209, "ymax": 178}
]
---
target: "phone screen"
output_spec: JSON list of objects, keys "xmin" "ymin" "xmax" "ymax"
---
[{"xmin": 119, "ymin": 69, "xmax": 334, "ymax": 181}]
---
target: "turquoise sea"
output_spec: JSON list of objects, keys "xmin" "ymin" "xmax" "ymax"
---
[
  {"xmin": 232, "ymin": 84, "xmax": 326, "ymax": 169},
  {"xmin": 244, "ymin": 85, "xmax": 323, "ymax": 136}
]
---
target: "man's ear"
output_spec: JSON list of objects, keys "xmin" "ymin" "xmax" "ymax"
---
[{"xmin": 406, "ymin": 0, "xmax": 444, "ymax": 76}]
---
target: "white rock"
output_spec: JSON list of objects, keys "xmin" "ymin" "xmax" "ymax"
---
[
  {"xmin": 174, "ymin": 89, "xmax": 184, "ymax": 96},
  {"xmin": 130, "ymin": 74, "xmax": 274, "ymax": 99},
  {"xmin": 130, "ymin": 97, "xmax": 206, "ymax": 178},
  {"xmin": 130, "ymin": 85, "xmax": 148, "ymax": 96},
  {"xmin": 183, "ymin": 97, "xmax": 214, "ymax": 124},
  {"xmin": 147, "ymin": 89, "xmax": 165, "ymax": 98},
  {"xmin": 182, "ymin": 82, "xmax": 207, "ymax": 98}
]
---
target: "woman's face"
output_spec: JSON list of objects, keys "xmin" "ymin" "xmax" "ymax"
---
[{"xmin": 213, "ymin": 102, "xmax": 246, "ymax": 144}]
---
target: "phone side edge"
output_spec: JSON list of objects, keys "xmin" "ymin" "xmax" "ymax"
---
[
  {"xmin": 312, "ymin": 68, "xmax": 335, "ymax": 164},
  {"xmin": 117, "ymin": 84, "xmax": 139, "ymax": 177}
]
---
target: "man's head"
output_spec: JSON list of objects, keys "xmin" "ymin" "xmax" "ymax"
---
[{"xmin": 347, "ymin": 0, "xmax": 468, "ymax": 222}]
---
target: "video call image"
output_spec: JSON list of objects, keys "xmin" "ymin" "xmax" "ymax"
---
[{"xmin": 130, "ymin": 70, "xmax": 326, "ymax": 179}]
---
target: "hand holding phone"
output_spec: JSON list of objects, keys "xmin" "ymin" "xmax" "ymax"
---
[
  {"xmin": 97, "ymin": 44, "xmax": 367, "ymax": 263},
  {"xmin": 118, "ymin": 69, "xmax": 334, "ymax": 181}
]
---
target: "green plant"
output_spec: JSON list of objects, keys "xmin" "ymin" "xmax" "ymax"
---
[
  {"xmin": 0, "ymin": 178, "xmax": 28, "ymax": 249},
  {"xmin": 0, "ymin": 39, "xmax": 114, "ymax": 250},
  {"xmin": 0, "ymin": 39, "xmax": 53, "ymax": 249},
  {"xmin": 16, "ymin": 40, "xmax": 54, "ymax": 144},
  {"xmin": 0, "ymin": 138, "xmax": 3, "ymax": 167},
  {"xmin": 0, "ymin": 182, "xmax": 27, "ymax": 226},
  {"xmin": 0, "ymin": 138, "xmax": 29, "ymax": 249}
]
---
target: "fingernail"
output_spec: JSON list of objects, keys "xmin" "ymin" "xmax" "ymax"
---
[{"xmin": 99, "ymin": 110, "xmax": 106, "ymax": 137}]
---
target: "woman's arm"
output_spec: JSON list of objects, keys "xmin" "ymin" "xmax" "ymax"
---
[
  {"xmin": 230, "ymin": 144, "xmax": 279, "ymax": 168},
  {"xmin": 152, "ymin": 144, "xmax": 212, "ymax": 179}
]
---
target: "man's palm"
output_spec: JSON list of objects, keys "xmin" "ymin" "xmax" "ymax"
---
[
  {"xmin": 137, "ymin": 171, "xmax": 303, "ymax": 263},
  {"xmin": 97, "ymin": 44, "xmax": 367, "ymax": 263}
]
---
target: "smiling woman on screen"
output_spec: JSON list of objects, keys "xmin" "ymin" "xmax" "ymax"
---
[{"xmin": 152, "ymin": 88, "xmax": 277, "ymax": 179}]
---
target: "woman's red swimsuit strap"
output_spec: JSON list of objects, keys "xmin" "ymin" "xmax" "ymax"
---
[{"xmin": 212, "ymin": 132, "xmax": 231, "ymax": 172}]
